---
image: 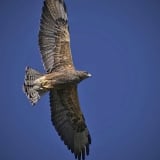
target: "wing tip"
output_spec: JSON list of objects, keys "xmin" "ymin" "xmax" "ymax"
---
[
  {"xmin": 73, "ymin": 131, "xmax": 91, "ymax": 160},
  {"xmin": 55, "ymin": 127, "xmax": 91, "ymax": 160}
]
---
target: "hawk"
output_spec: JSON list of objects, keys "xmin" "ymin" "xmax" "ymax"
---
[{"xmin": 23, "ymin": 0, "xmax": 91, "ymax": 160}]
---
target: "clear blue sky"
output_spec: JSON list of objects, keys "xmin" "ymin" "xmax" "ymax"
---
[{"xmin": 0, "ymin": 0, "xmax": 160, "ymax": 160}]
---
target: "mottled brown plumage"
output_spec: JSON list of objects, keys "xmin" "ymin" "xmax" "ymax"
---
[{"xmin": 23, "ymin": 0, "xmax": 91, "ymax": 160}]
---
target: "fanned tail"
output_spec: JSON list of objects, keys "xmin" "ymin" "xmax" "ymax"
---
[{"xmin": 23, "ymin": 66, "xmax": 44, "ymax": 105}]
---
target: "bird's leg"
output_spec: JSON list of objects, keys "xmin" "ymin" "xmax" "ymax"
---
[{"xmin": 41, "ymin": 80, "xmax": 53, "ymax": 89}]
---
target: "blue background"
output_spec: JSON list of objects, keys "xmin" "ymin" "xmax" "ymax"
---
[{"xmin": 0, "ymin": 0, "xmax": 160, "ymax": 160}]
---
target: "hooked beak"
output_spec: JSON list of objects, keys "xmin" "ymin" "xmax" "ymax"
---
[{"xmin": 87, "ymin": 73, "xmax": 92, "ymax": 77}]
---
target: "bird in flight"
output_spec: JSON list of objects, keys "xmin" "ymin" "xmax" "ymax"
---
[{"xmin": 23, "ymin": 0, "xmax": 91, "ymax": 160}]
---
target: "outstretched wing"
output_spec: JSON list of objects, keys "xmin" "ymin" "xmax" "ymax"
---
[
  {"xmin": 39, "ymin": 0, "xmax": 74, "ymax": 73},
  {"xmin": 50, "ymin": 85, "xmax": 91, "ymax": 160}
]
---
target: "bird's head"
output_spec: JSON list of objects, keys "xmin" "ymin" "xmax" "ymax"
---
[{"xmin": 77, "ymin": 71, "xmax": 92, "ymax": 82}]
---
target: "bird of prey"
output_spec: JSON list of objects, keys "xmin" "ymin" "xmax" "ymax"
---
[{"xmin": 23, "ymin": 0, "xmax": 91, "ymax": 160}]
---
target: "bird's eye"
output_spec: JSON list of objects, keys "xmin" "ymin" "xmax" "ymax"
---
[
  {"xmin": 84, "ymin": 71, "xmax": 89, "ymax": 74},
  {"xmin": 84, "ymin": 71, "xmax": 92, "ymax": 77}
]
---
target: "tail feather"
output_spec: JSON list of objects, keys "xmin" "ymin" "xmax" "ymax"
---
[{"xmin": 23, "ymin": 66, "xmax": 44, "ymax": 105}]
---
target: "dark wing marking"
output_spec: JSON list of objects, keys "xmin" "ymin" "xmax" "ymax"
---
[
  {"xmin": 39, "ymin": 0, "xmax": 74, "ymax": 73},
  {"xmin": 50, "ymin": 85, "xmax": 91, "ymax": 160}
]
